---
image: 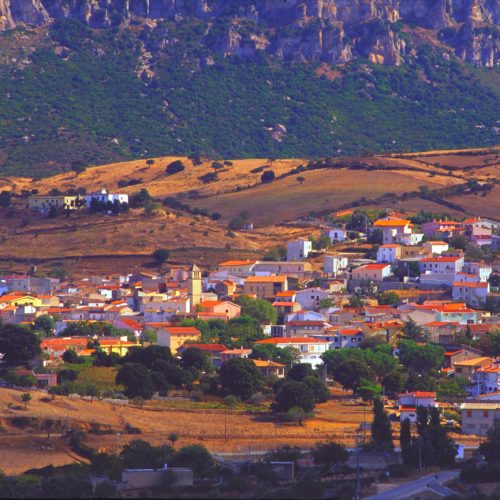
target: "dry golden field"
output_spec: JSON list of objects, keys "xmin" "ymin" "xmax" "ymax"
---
[
  {"xmin": 0, "ymin": 387, "xmax": 479, "ymax": 474},
  {"xmin": 0, "ymin": 146, "xmax": 498, "ymax": 275}
]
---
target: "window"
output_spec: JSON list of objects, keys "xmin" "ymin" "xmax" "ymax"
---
[
  {"xmin": 466, "ymin": 410, "xmax": 472, "ymax": 417},
  {"xmin": 483, "ymin": 410, "xmax": 489, "ymax": 418}
]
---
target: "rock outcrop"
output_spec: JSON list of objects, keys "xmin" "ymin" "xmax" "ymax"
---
[{"xmin": 0, "ymin": 0, "xmax": 498, "ymax": 66}]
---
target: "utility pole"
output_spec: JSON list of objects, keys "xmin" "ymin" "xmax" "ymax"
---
[
  {"xmin": 418, "ymin": 436, "xmax": 422, "ymax": 471},
  {"xmin": 355, "ymin": 432, "xmax": 361, "ymax": 500}
]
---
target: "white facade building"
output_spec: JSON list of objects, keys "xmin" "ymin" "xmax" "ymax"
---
[
  {"xmin": 324, "ymin": 255, "xmax": 348, "ymax": 276},
  {"xmin": 85, "ymin": 189, "xmax": 129, "ymax": 206},
  {"xmin": 287, "ymin": 239, "xmax": 312, "ymax": 261}
]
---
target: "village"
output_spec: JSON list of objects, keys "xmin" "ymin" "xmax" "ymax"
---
[{"xmin": 0, "ymin": 196, "xmax": 499, "ymax": 498}]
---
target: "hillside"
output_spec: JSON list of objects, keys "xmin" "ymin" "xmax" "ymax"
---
[
  {"xmin": 0, "ymin": 147, "xmax": 497, "ymax": 276},
  {"xmin": 0, "ymin": 6, "xmax": 498, "ymax": 177}
]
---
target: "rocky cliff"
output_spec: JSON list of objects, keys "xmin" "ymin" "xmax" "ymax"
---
[{"xmin": 0, "ymin": 0, "xmax": 498, "ymax": 66}]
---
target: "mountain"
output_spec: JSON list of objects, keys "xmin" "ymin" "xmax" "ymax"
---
[{"xmin": 0, "ymin": 0, "xmax": 498, "ymax": 177}]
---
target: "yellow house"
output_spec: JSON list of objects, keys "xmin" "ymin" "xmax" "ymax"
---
[
  {"xmin": 0, "ymin": 293, "xmax": 42, "ymax": 308},
  {"xmin": 157, "ymin": 326, "xmax": 201, "ymax": 353},
  {"xmin": 28, "ymin": 195, "xmax": 80, "ymax": 212}
]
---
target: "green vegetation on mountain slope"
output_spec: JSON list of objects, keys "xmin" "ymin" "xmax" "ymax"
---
[{"xmin": 0, "ymin": 19, "xmax": 498, "ymax": 177}]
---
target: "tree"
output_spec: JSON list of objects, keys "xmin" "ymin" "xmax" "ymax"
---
[
  {"xmin": 261, "ymin": 170, "xmax": 275, "ymax": 183},
  {"xmin": 166, "ymin": 160, "xmax": 185, "ymax": 175},
  {"xmin": 378, "ymin": 291, "xmax": 399, "ymax": 306},
  {"xmin": 400, "ymin": 418, "xmax": 413, "ymax": 467},
  {"xmin": 398, "ymin": 340, "xmax": 444, "ymax": 374},
  {"xmin": 235, "ymin": 295, "xmax": 277, "ymax": 324},
  {"xmin": 33, "ymin": 315, "xmax": 54, "ymax": 337},
  {"xmin": 312, "ymin": 441, "xmax": 349, "ymax": 471},
  {"xmin": 371, "ymin": 398, "xmax": 393, "ymax": 451},
  {"xmin": 199, "ymin": 172, "xmax": 218, "ymax": 183},
  {"xmin": 272, "ymin": 380, "xmax": 315, "ymax": 413},
  {"xmin": 479, "ymin": 425, "xmax": 500, "ymax": 465},
  {"xmin": 303, "ymin": 376, "xmax": 330, "ymax": 404},
  {"xmin": 286, "ymin": 363, "xmax": 314, "ymax": 382},
  {"xmin": 297, "ymin": 176, "xmax": 305, "ymax": 184},
  {"xmin": 171, "ymin": 444, "xmax": 216, "ymax": 477},
  {"xmin": 62, "ymin": 349, "xmax": 80, "ymax": 364},
  {"xmin": 168, "ymin": 432, "xmax": 179, "ymax": 449},
  {"xmin": 116, "ymin": 364, "xmax": 155, "ymax": 399},
  {"xmin": 120, "ymin": 439, "xmax": 170, "ymax": 469},
  {"xmin": 124, "ymin": 345, "xmax": 174, "ymax": 366},
  {"xmin": 321, "ymin": 349, "xmax": 373, "ymax": 392},
  {"xmin": 0, "ymin": 324, "xmax": 41, "ymax": 364},
  {"xmin": 0, "ymin": 191, "xmax": 12, "ymax": 208},
  {"xmin": 348, "ymin": 295, "xmax": 365, "ymax": 308},
  {"xmin": 368, "ymin": 228, "xmax": 383, "ymax": 244},
  {"xmin": 21, "ymin": 392, "xmax": 32, "ymax": 408},
  {"xmin": 357, "ymin": 378, "xmax": 382, "ymax": 402},
  {"xmin": 152, "ymin": 248, "xmax": 170, "ymax": 264},
  {"xmin": 400, "ymin": 319, "xmax": 425, "ymax": 341},
  {"xmin": 228, "ymin": 216, "xmax": 245, "ymax": 230},
  {"xmin": 219, "ymin": 358, "xmax": 263, "ymax": 400},
  {"xmin": 319, "ymin": 298, "xmax": 333, "ymax": 309},
  {"xmin": 449, "ymin": 235, "xmax": 468, "ymax": 250},
  {"xmin": 181, "ymin": 347, "xmax": 210, "ymax": 372}
]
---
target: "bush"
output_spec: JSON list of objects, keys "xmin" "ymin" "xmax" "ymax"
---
[
  {"xmin": 261, "ymin": 170, "xmax": 275, "ymax": 183},
  {"xmin": 228, "ymin": 216, "xmax": 245, "ymax": 230},
  {"xmin": 166, "ymin": 160, "xmax": 185, "ymax": 175},
  {"xmin": 152, "ymin": 248, "xmax": 169, "ymax": 264}
]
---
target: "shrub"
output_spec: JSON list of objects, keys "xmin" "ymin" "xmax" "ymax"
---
[{"xmin": 166, "ymin": 160, "xmax": 185, "ymax": 175}]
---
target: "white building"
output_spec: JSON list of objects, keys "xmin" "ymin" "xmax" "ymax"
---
[
  {"xmin": 376, "ymin": 244, "xmax": 401, "ymax": 263},
  {"xmin": 254, "ymin": 337, "xmax": 329, "ymax": 368},
  {"xmin": 324, "ymin": 255, "xmax": 348, "ymax": 276},
  {"xmin": 419, "ymin": 255, "xmax": 464, "ymax": 286},
  {"xmin": 452, "ymin": 281, "xmax": 489, "ymax": 307},
  {"xmin": 287, "ymin": 238, "xmax": 312, "ymax": 261},
  {"xmin": 295, "ymin": 288, "xmax": 331, "ymax": 311},
  {"xmin": 328, "ymin": 228, "xmax": 347, "ymax": 243},
  {"xmin": 399, "ymin": 392, "xmax": 437, "ymax": 423},
  {"xmin": 423, "ymin": 241, "xmax": 449, "ymax": 255},
  {"xmin": 472, "ymin": 360, "xmax": 500, "ymax": 396},
  {"xmin": 85, "ymin": 188, "xmax": 128, "ymax": 207}
]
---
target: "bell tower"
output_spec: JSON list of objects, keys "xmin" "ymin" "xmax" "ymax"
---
[{"xmin": 188, "ymin": 263, "xmax": 202, "ymax": 309}]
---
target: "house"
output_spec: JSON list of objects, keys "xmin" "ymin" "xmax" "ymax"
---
[
  {"xmin": 452, "ymin": 281, "xmax": 489, "ymax": 307},
  {"xmin": 422, "ymin": 321, "xmax": 460, "ymax": 344},
  {"xmin": 324, "ymin": 255, "xmax": 348, "ymax": 277},
  {"xmin": 287, "ymin": 320, "xmax": 326, "ymax": 337},
  {"xmin": 220, "ymin": 349, "xmax": 252, "ymax": 363},
  {"xmin": 351, "ymin": 263, "xmax": 392, "ymax": 281},
  {"xmin": 14, "ymin": 368, "xmax": 58, "ymax": 388},
  {"xmin": 423, "ymin": 241, "xmax": 449, "ymax": 255},
  {"xmin": 419, "ymin": 255, "xmax": 464, "ymax": 286},
  {"xmin": 453, "ymin": 357, "xmax": 494, "ymax": 380},
  {"xmin": 198, "ymin": 300, "xmax": 241, "ymax": 320},
  {"xmin": 295, "ymin": 288, "xmax": 331, "ymax": 311},
  {"xmin": 243, "ymin": 276, "xmax": 288, "ymax": 300},
  {"xmin": 273, "ymin": 301, "xmax": 302, "ymax": 323},
  {"xmin": 287, "ymin": 238, "xmax": 312, "ymax": 261},
  {"xmin": 376, "ymin": 244, "xmax": 401, "ymax": 264},
  {"xmin": 120, "ymin": 467, "xmax": 193, "ymax": 493},
  {"xmin": 252, "ymin": 359, "xmax": 286, "ymax": 378},
  {"xmin": 471, "ymin": 360, "xmax": 500, "ymax": 396},
  {"xmin": 460, "ymin": 402, "xmax": 500, "ymax": 436},
  {"xmin": 253, "ymin": 261, "xmax": 312, "ymax": 277},
  {"xmin": 85, "ymin": 188, "xmax": 128, "ymax": 207},
  {"xmin": 465, "ymin": 262, "xmax": 492, "ymax": 283},
  {"xmin": 399, "ymin": 392, "xmax": 437, "ymax": 423},
  {"xmin": 422, "ymin": 220, "xmax": 464, "ymax": 239},
  {"xmin": 114, "ymin": 317, "xmax": 143, "ymax": 338},
  {"xmin": 255, "ymin": 337, "xmax": 329, "ymax": 368},
  {"xmin": 328, "ymin": 228, "xmax": 347, "ymax": 243},
  {"xmin": 28, "ymin": 194, "xmax": 81, "ymax": 212},
  {"xmin": 373, "ymin": 218, "xmax": 413, "ymax": 244},
  {"xmin": 217, "ymin": 260, "xmax": 258, "ymax": 277},
  {"xmin": 322, "ymin": 327, "xmax": 364, "ymax": 349},
  {"xmin": 178, "ymin": 343, "xmax": 228, "ymax": 368},
  {"xmin": 442, "ymin": 346, "xmax": 485, "ymax": 371},
  {"xmin": 157, "ymin": 326, "xmax": 201, "ymax": 353}
]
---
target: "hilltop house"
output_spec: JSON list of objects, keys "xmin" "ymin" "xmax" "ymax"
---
[
  {"xmin": 419, "ymin": 255, "xmax": 464, "ymax": 286},
  {"xmin": 287, "ymin": 238, "xmax": 312, "ymax": 261},
  {"xmin": 399, "ymin": 392, "xmax": 437, "ymax": 423},
  {"xmin": 28, "ymin": 194, "xmax": 82, "ymax": 213},
  {"xmin": 85, "ymin": 188, "xmax": 128, "ymax": 207},
  {"xmin": 157, "ymin": 326, "xmax": 201, "ymax": 353},
  {"xmin": 376, "ymin": 244, "xmax": 401, "ymax": 263},
  {"xmin": 352, "ymin": 263, "xmax": 392, "ymax": 281}
]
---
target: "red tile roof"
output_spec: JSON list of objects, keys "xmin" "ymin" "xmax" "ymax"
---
[{"xmin": 256, "ymin": 337, "xmax": 329, "ymax": 345}]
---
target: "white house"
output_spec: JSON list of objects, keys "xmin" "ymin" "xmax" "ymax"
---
[
  {"xmin": 320, "ymin": 327, "xmax": 364, "ymax": 349},
  {"xmin": 328, "ymin": 228, "xmax": 347, "ymax": 243},
  {"xmin": 254, "ymin": 337, "xmax": 329, "ymax": 368},
  {"xmin": 324, "ymin": 255, "xmax": 348, "ymax": 276},
  {"xmin": 295, "ymin": 288, "xmax": 331, "ymax": 310},
  {"xmin": 373, "ymin": 218, "xmax": 413, "ymax": 244},
  {"xmin": 85, "ymin": 188, "xmax": 128, "ymax": 206},
  {"xmin": 466, "ymin": 262, "xmax": 492, "ymax": 283},
  {"xmin": 399, "ymin": 233, "xmax": 424, "ymax": 246},
  {"xmin": 423, "ymin": 241, "xmax": 449, "ymax": 255},
  {"xmin": 352, "ymin": 263, "xmax": 392, "ymax": 281},
  {"xmin": 472, "ymin": 360, "xmax": 500, "ymax": 396},
  {"xmin": 287, "ymin": 238, "xmax": 312, "ymax": 261},
  {"xmin": 376, "ymin": 244, "xmax": 401, "ymax": 263},
  {"xmin": 419, "ymin": 255, "xmax": 464, "ymax": 286},
  {"xmin": 399, "ymin": 392, "xmax": 437, "ymax": 423},
  {"xmin": 452, "ymin": 281, "xmax": 489, "ymax": 307}
]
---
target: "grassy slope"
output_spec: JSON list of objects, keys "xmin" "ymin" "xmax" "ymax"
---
[
  {"xmin": 0, "ymin": 147, "xmax": 497, "ymax": 277},
  {"xmin": 0, "ymin": 20, "xmax": 498, "ymax": 177}
]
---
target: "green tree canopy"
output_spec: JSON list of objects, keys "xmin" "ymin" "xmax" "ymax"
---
[
  {"xmin": 0, "ymin": 324, "xmax": 41, "ymax": 364},
  {"xmin": 219, "ymin": 358, "xmax": 263, "ymax": 400}
]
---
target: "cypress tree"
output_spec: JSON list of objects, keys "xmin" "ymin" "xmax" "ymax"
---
[
  {"xmin": 371, "ymin": 398, "xmax": 394, "ymax": 451},
  {"xmin": 400, "ymin": 418, "xmax": 413, "ymax": 467}
]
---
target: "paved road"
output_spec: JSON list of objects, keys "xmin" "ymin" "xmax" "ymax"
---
[{"xmin": 365, "ymin": 470, "xmax": 460, "ymax": 500}]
